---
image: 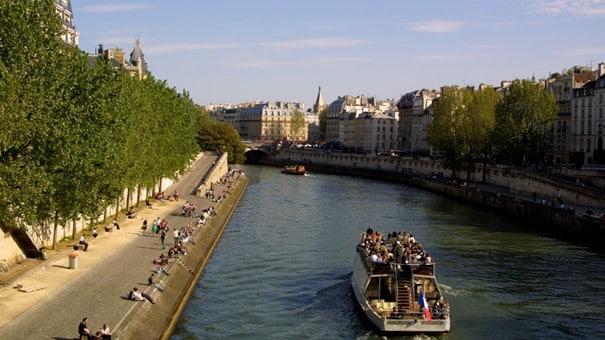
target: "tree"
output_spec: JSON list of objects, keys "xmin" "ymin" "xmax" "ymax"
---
[
  {"xmin": 463, "ymin": 87, "xmax": 499, "ymax": 182},
  {"xmin": 427, "ymin": 86, "xmax": 473, "ymax": 179},
  {"xmin": 290, "ymin": 109, "xmax": 306, "ymax": 141},
  {"xmin": 493, "ymin": 79, "xmax": 558, "ymax": 166},
  {"xmin": 197, "ymin": 117, "xmax": 246, "ymax": 164}
]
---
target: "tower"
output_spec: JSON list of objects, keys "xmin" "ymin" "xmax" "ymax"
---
[{"xmin": 313, "ymin": 86, "xmax": 325, "ymax": 113}]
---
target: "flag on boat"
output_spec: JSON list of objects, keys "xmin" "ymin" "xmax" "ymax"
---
[{"xmin": 418, "ymin": 290, "xmax": 432, "ymax": 321}]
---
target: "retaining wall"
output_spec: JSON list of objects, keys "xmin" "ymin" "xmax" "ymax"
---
[{"xmin": 116, "ymin": 170, "xmax": 248, "ymax": 339}]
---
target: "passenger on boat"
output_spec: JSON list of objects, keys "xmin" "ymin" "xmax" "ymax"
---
[{"xmin": 433, "ymin": 299, "xmax": 446, "ymax": 319}]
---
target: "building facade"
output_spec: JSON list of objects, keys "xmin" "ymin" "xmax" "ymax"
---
[
  {"xmin": 547, "ymin": 66, "xmax": 596, "ymax": 164},
  {"xmin": 570, "ymin": 64, "xmax": 605, "ymax": 165},
  {"xmin": 55, "ymin": 0, "xmax": 79, "ymax": 46},
  {"xmin": 237, "ymin": 102, "xmax": 307, "ymax": 142}
]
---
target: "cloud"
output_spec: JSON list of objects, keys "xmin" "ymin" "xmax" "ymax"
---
[
  {"xmin": 415, "ymin": 55, "xmax": 475, "ymax": 61},
  {"xmin": 562, "ymin": 47, "xmax": 605, "ymax": 57},
  {"xmin": 469, "ymin": 44, "xmax": 500, "ymax": 50},
  {"xmin": 527, "ymin": 0, "xmax": 605, "ymax": 16},
  {"xmin": 80, "ymin": 3, "xmax": 156, "ymax": 13},
  {"xmin": 145, "ymin": 43, "xmax": 243, "ymax": 54},
  {"xmin": 263, "ymin": 37, "xmax": 368, "ymax": 49},
  {"xmin": 222, "ymin": 56, "xmax": 368, "ymax": 69},
  {"xmin": 405, "ymin": 20, "xmax": 467, "ymax": 33}
]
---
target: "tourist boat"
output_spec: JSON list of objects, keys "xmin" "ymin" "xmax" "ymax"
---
[
  {"xmin": 281, "ymin": 165, "xmax": 307, "ymax": 175},
  {"xmin": 351, "ymin": 228, "xmax": 451, "ymax": 333}
]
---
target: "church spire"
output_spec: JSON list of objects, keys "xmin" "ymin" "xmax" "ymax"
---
[{"xmin": 313, "ymin": 86, "xmax": 325, "ymax": 113}]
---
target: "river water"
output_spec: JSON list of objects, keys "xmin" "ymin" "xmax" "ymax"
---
[{"xmin": 171, "ymin": 165, "xmax": 605, "ymax": 340}]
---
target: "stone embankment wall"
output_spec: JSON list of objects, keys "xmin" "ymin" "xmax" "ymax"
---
[
  {"xmin": 267, "ymin": 149, "xmax": 605, "ymax": 246},
  {"xmin": 0, "ymin": 154, "xmax": 205, "ymax": 269},
  {"xmin": 118, "ymin": 169, "xmax": 248, "ymax": 339},
  {"xmin": 196, "ymin": 152, "xmax": 229, "ymax": 196}
]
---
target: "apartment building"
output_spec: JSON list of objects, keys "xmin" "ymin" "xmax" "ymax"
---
[{"xmin": 570, "ymin": 64, "xmax": 605, "ymax": 165}]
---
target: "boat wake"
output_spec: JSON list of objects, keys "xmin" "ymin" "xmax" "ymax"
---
[{"xmin": 439, "ymin": 283, "xmax": 467, "ymax": 296}]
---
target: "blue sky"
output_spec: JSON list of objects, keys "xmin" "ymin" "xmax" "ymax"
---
[{"xmin": 73, "ymin": 0, "xmax": 605, "ymax": 109}]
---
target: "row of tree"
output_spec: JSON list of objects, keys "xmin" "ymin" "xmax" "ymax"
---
[
  {"xmin": 427, "ymin": 80, "xmax": 558, "ymax": 180},
  {"xmin": 0, "ymin": 1, "xmax": 203, "ymax": 246}
]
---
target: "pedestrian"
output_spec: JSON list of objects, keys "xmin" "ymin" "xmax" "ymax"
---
[
  {"xmin": 173, "ymin": 189, "xmax": 179, "ymax": 202},
  {"xmin": 148, "ymin": 273, "xmax": 164, "ymax": 292},
  {"xmin": 141, "ymin": 219, "xmax": 148, "ymax": 235},
  {"xmin": 78, "ymin": 317, "xmax": 92, "ymax": 339},
  {"xmin": 160, "ymin": 229, "xmax": 166, "ymax": 249},
  {"xmin": 173, "ymin": 229, "xmax": 180, "ymax": 246}
]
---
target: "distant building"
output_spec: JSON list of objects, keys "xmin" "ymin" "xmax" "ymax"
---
[
  {"xmin": 313, "ymin": 86, "xmax": 326, "ymax": 113},
  {"xmin": 397, "ymin": 89, "xmax": 439, "ymax": 154},
  {"xmin": 326, "ymin": 95, "xmax": 376, "ymax": 143},
  {"xmin": 345, "ymin": 111, "xmax": 398, "ymax": 154},
  {"xmin": 570, "ymin": 63, "xmax": 605, "ymax": 165},
  {"xmin": 237, "ymin": 101, "xmax": 307, "ymax": 142},
  {"xmin": 55, "ymin": 0, "xmax": 79, "ymax": 46},
  {"xmin": 306, "ymin": 111, "xmax": 320, "ymax": 144},
  {"xmin": 89, "ymin": 39, "xmax": 150, "ymax": 80},
  {"xmin": 547, "ymin": 66, "xmax": 597, "ymax": 164}
]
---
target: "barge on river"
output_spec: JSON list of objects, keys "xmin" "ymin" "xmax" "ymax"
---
[
  {"xmin": 281, "ymin": 165, "xmax": 307, "ymax": 175},
  {"xmin": 351, "ymin": 228, "xmax": 451, "ymax": 333}
]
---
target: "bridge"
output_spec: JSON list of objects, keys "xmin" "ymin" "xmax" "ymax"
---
[{"xmin": 243, "ymin": 141, "xmax": 273, "ymax": 163}]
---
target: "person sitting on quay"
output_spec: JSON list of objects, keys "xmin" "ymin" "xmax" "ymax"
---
[
  {"xmin": 126, "ymin": 207, "xmax": 136, "ymax": 219},
  {"xmin": 95, "ymin": 323, "xmax": 112, "ymax": 340},
  {"xmin": 129, "ymin": 287, "xmax": 155, "ymax": 304},
  {"xmin": 148, "ymin": 273, "xmax": 164, "ymax": 292},
  {"xmin": 78, "ymin": 317, "xmax": 93, "ymax": 339},
  {"xmin": 92, "ymin": 229, "xmax": 98, "ymax": 239},
  {"xmin": 79, "ymin": 235, "xmax": 89, "ymax": 251}
]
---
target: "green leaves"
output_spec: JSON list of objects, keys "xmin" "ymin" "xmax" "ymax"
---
[
  {"xmin": 493, "ymin": 80, "xmax": 558, "ymax": 165},
  {"xmin": 0, "ymin": 1, "xmax": 200, "ymax": 231}
]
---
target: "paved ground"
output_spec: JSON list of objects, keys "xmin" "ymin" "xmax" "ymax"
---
[{"xmin": 0, "ymin": 152, "xmax": 232, "ymax": 339}]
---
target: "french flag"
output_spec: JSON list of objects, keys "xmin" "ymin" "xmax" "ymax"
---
[{"xmin": 418, "ymin": 290, "xmax": 432, "ymax": 321}]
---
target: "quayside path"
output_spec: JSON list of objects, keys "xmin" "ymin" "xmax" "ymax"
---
[{"xmin": 0, "ymin": 152, "xmax": 246, "ymax": 339}]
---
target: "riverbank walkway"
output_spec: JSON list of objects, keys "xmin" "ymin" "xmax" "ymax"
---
[{"xmin": 0, "ymin": 152, "xmax": 240, "ymax": 339}]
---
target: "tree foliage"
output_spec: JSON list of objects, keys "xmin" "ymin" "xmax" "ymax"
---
[
  {"xmin": 428, "ymin": 86, "xmax": 500, "ymax": 179},
  {"xmin": 0, "ymin": 0, "xmax": 200, "ymax": 242},
  {"xmin": 196, "ymin": 107, "xmax": 246, "ymax": 164},
  {"xmin": 427, "ymin": 87, "xmax": 473, "ymax": 178},
  {"xmin": 493, "ymin": 79, "xmax": 558, "ymax": 165},
  {"xmin": 290, "ymin": 109, "xmax": 306, "ymax": 140}
]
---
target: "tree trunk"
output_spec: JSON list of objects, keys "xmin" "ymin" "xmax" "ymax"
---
[
  {"xmin": 137, "ymin": 185, "xmax": 142, "ymax": 206},
  {"xmin": 126, "ymin": 188, "xmax": 131, "ymax": 211},
  {"xmin": 52, "ymin": 211, "xmax": 58, "ymax": 250}
]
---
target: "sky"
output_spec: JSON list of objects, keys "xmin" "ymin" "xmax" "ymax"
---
[{"xmin": 72, "ymin": 0, "xmax": 605, "ymax": 109}]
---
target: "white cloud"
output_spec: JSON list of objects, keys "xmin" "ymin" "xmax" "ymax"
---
[
  {"xmin": 406, "ymin": 20, "xmax": 467, "ymax": 33},
  {"xmin": 146, "ymin": 43, "xmax": 242, "ymax": 54},
  {"xmin": 527, "ymin": 0, "xmax": 605, "ymax": 16},
  {"xmin": 222, "ymin": 56, "xmax": 368, "ymax": 69},
  {"xmin": 80, "ymin": 3, "xmax": 155, "ymax": 13},
  {"xmin": 263, "ymin": 37, "xmax": 368, "ymax": 49},
  {"xmin": 562, "ymin": 47, "xmax": 605, "ymax": 56},
  {"xmin": 415, "ymin": 55, "xmax": 474, "ymax": 61}
]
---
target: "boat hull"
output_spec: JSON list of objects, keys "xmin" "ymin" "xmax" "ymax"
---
[{"xmin": 351, "ymin": 250, "xmax": 451, "ymax": 333}]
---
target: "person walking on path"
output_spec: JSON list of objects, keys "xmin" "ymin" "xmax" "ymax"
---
[
  {"xmin": 173, "ymin": 229, "xmax": 180, "ymax": 246},
  {"xmin": 160, "ymin": 229, "xmax": 166, "ymax": 249}
]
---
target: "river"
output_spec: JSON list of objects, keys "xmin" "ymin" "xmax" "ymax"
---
[{"xmin": 171, "ymin": 165, "xmax": 605, "ymax": 340}]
